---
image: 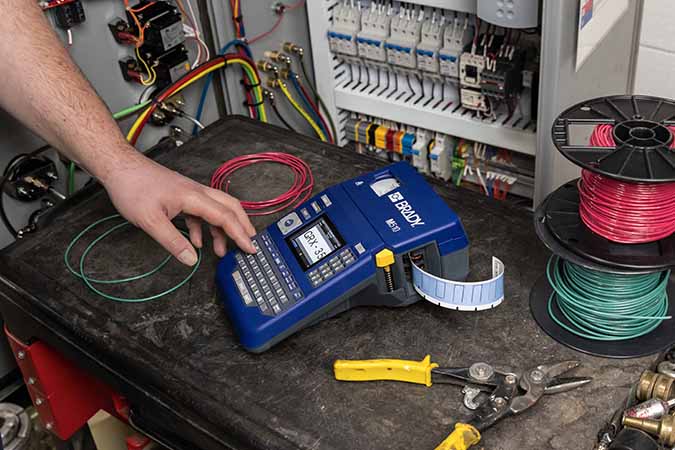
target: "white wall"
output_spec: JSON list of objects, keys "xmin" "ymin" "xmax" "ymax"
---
[{"xmin": 634, "ymin": 0, "xmax": 675, "ymax": 97}]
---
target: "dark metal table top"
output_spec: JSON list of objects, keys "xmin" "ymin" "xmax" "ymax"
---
[{"xmin": 0, "ymin": 117, "xmax": 651, "ymax": 450}]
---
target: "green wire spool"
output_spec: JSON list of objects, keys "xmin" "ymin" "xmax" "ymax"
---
[
  {"xmin": 546, "ymin": 256, "xmax": 671, "ymax": 341},
  {"xmin": 65, "ymin": 214, "xmax": 201, "ymax": 303},
  {"xmin": 530, "ymin": 256, "xmax": 675, "ymax": 358}
]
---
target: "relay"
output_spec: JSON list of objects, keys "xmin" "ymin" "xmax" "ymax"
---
[
  {"xmin": 54, "ymin": 0, "xmax": 85, "ymax": 29},
  {"xmin": 126, "ymin": 1, "xmax": 185, "ymax": 57}
]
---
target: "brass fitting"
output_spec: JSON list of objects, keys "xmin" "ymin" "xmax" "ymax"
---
[
  {"xmin": 256, "ymin": 60, "xmax": 278, "ymax": 74},
  {"xmin": 283, "ymin": 42, "xmax": 304, "ymax": 56},
  {"xmin": 264, "ymin": 50, "xmax": 292, "ymax": 66},
  {"xmin": 266, "ymin": 78, "xmax": 283, "ymax": 89},
  {"xmin": 638, "ymin": 371, "xmax": 675, "ymax": 401},
  {"xmin": 278, "ymin": 68, "xmax": 293, "ymax": 80},
  {"xmin": 623, "ymin": 414, "xmax": 675, "ymax": 446}
]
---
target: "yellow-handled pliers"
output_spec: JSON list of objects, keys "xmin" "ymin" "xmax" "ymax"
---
[{"xmin": 334, "ymin": 356, "xmax": 591, "ymax": 450}]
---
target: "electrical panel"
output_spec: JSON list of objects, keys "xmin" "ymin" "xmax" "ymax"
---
[{"xmin": 311, "ymin": 0, "xmax": 542, "ymax": 199}]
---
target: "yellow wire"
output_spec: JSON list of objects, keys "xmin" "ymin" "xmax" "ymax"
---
[
  {"xmin": 277, "ymin": 81, "xmax": 327, "ymax": 142},
  {"xmin": 126, "ymin": 58, "xmax": 266, "ymax": 141},
  {"xmin": 135, "ymin": 47, "xmax": 156, "ymax": 86}
]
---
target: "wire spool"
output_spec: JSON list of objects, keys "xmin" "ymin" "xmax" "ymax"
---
[
  {"xmin": 552, "ymin": 95, "xmax": 675, "ymax": 183},
  {"xmin": 537, "ymin": 181, "xmax": 675, "ymax": 271},
  {"xmin": 210, "ymin": 152, "xmax": 313, "ymax": 216},
  {"xmin": 530, "ymin": 259, "xmax": 675, "ymax": 358}
]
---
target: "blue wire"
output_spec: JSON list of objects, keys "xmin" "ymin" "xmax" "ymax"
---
[
  {"xmin": 289, "ymin": 73, "xmax": 329, "ymax": 140},
  {"xmin": 192, "ymin": 40, "xmax": 253, "ymax": 135}
]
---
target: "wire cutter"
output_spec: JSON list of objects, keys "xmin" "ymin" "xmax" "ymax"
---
[{"xmin": 334, "ymin": 356, "xmax": 592, "ymax": 450}]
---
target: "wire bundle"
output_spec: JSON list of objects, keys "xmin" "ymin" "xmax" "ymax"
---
[
  {"xmin": 576, "ymin": 125, "xmax": 675, "ymax": 244},
  {"xmin": 210, "ymin": 153, "xmax": 313, "ymax": 216},
  {"xmin": 547, "ymin": 256, "xmax": 671, "ymax": 341},
  {"xmin": 127, "ymin": 54, "xmax": 266, "ymax": 145}
]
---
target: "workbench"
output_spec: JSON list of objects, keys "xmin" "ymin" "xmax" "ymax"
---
[{"xmin": 0, "ymin": 117, "xmax": 654, "ymax": 450}]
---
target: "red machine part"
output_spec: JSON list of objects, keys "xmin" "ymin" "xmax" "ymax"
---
[{"xmin": 5, "ymin": 326, "xmax": 128, "ymax": 440}]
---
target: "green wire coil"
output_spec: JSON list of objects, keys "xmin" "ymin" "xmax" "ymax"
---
[
  {"xmin": 65, "ymin": 215, "xmax": 201, "ymax": 303},
  {"xmin": 546, "ymin": 256, "xmax": 671, "ymax": 341}
]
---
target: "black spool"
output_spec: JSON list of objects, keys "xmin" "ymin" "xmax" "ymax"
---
[
  {"xmin": 530, "ymin": 94, "xmax": 675, "ymax": 359},
  {"xmin": 530, "ymin": 274, "xmax": 675, "ymax": 359},
  {"xmin": 536, "ymin": 180, "xmax": 675, "ymax": 272},
  {"xmin": 552, "ymin": 95, "xmax": 675, "ymax": 183}
]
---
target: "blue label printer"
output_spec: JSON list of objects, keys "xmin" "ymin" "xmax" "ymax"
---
[{"xmin": 216, "ymin": 162, "xmax": 470, "ymax": 352}]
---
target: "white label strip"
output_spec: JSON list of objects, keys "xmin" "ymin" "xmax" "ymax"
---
[{"xmin": 412, "ymin": 257, "xmax": 505, "ymax": 311}]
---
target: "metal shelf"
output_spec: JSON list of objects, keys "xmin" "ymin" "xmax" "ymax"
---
[{"xmin": 334, "ymin": 85, "xmax": 537, "ymax": 156}]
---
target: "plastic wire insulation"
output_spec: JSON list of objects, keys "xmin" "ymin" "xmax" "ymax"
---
[
  {"xmin": 299, "ymin": 57, "xmax": 337, "ymax": 142},
  {"xmin": 578, "ymin": 170, "xmax": 675, "ymax": 243},
  {"xmin": 590, "ymin": 123, "xmax": 675, "ymax": 148},
  {"xmin": 127, "ymin": 56, "xmax": 265, "ymax": 145},
  {"xmin": 64, "ymin": 214, "xmax": 201, "ymax": 302},
  {"xmin": 289, "ymin": 75, "xmax": 332, "ymax": 143},
  {"xmin": 270, "ymin": 101, "xmax": 296, "ymax": 132},
  {"xmin": 210, "ymin": 153, "xmax": 313, "ymax": 216},
  {"xmin": 547, "ymin": 256, "xmax": 671, "ymax": 341},
  {"xmin": 192, "ymin": 40, "xmax": 252, "ymax": 135},
  {"xmin": 577, "ymin": 125, "xmax": 675, "ymax": 243},
  {"xmin": 277, "ymin": 81, "xmax": 327, "ymax": 142}
]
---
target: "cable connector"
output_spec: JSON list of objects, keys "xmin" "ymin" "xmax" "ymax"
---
[
  {"xmin": 257, "ymin": 60, "xmax": 279, "ymax": 74},
  {"xmin": 264, "ymin": 50, "xmax": 292, "ymax": 66},
  {"xmin": 282, "ymin": 42, "xmax": 304, "ymax": 57}
]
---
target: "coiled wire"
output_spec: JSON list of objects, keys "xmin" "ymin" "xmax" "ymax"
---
[
  {"xmin": 547, "ymin": 256, "xmax": 671, "ymax": 341},
  {"xmin": 210, "ymin": 152, "xmax": 313, "ymax": 216},
  {"xmin": 578, "ymin": 125, "xmax": 675, "ymax": 243}
]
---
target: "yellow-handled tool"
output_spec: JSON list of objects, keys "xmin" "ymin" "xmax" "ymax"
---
[
  {"xmin": 334, "ymin": 355, "xmax": 438, "ymax": 386},
  {"xmin": 334, "ymin": 357, "xmax": 592, "ymax": 450}
]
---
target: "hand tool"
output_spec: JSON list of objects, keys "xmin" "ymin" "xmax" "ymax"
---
[{"xmin": 334, "ymin": 356, "xmax": 591, "ymax": 450}]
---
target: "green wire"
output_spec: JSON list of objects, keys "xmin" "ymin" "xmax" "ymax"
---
[
  {"xmin": 299, "ymin": 57, "xmax": 337, "ymax": 141},
  {"xmin": 546, "ymin": 256, "xmax": 671, "ymax": 341},
  {"xmin": 65, "ymin": 215, "xmax": 201, "ymax": 303},
  {"xmin": 113, "ymin": 100, "xmax": 152, "ymax": 120},
  {"xmin": 66, "ymin": 101, "xmax": 154, "ymax": 196}
]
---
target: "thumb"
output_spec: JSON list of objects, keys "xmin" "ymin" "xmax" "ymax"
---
[{"xmin": 139, "ymin": 214, "xmax": 198, "ymax": 266}]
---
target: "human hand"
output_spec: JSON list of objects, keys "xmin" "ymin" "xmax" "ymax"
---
[{"xmin": 100, "ymin": 153, "xmax": 256, "ymax": 266}]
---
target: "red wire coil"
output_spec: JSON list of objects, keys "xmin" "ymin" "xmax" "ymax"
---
[
  {"xmin": 577, "ymin": 125, "xmax": 675, "ymax": 244},
  {"xmin": 210, "ymin": 153, "xmax": 314, "ymax": 216}
]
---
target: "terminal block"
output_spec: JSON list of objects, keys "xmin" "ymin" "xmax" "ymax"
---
[
  {"xmin": 356, "ymin": 3, "xmax": 390, "ymax": 64},
  {"xmin": 411, "ymin": 128, "xmax": 431, "ymax": 174},
  {"xmin": 430, "ymin": 134, "xmax": 454, "ymax": 181},
  {"xmin": 328, "ymin": 1, "xmax": 361, "ymax": 57}
]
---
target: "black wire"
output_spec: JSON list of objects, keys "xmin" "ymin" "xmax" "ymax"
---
[
  {"xmin": 270, "ymin": 101, "xmax": 296, "ymax": 132},
  {"xmin": 0, "ymin": 145, "xmax": 51, "ymax": 238},
  {"xmin": 299, "ymin": 57, "xmax": 338, "ymax": 142}
]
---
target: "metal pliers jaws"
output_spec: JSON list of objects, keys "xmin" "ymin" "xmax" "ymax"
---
[{"xmin": 333, "ymin": 356, "xmax": 591, "ymax": 450}]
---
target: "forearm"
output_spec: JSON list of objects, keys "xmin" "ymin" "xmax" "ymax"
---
[{"xmin": 0, "ymin": 0, "xmax": 142, "ymax": 181}]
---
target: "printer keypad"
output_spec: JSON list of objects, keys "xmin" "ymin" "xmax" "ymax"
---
[
  {"xmin": 234, "ymin": 232, "xmax": 303, "ymax": 316},
  {"xmin": 307, "ymin": 248, "xmax": 356, "ymax": 287}
]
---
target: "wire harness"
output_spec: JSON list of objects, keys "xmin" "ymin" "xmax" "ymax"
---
[
  {"xmin": 547, "ymin": 256, "xmax": 671, "ymax": 341},
  {"xmin": 210, "ymin": 152, "xmax": 313, "ymax": 216}
]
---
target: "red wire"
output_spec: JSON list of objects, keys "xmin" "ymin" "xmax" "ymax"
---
[
  {"xmin": 298, "ymin": 82, "xmax": 333, "ymax": 143},
  {"xmin": 577, "ymin": 125, "xmax": 675, "ymax": 243},
  {"xmin": 210, "ymin": 153, "xmax": 314, "ymax": 216},
  {"xmin": 129, "ymin": 55, "xmax": 253, "ymax": 145},
  {"xmin": 248, "ymin": 13, "xmax": 284, "ymax": 45}
]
